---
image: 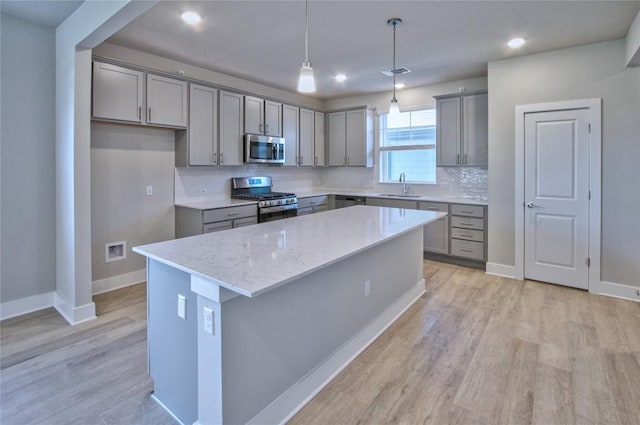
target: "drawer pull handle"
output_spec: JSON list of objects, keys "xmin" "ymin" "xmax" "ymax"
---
[
  {"xmin": 460, "ymin": 210, "xmax": 474, "ymax": 213},
  {"xmin": 227, "ymin": 212, "xmax": 239, "ymax": 217},
  {"xmin": 460, "ymin": 248, "xmax": 473, "ymax": 252},
  {"xmin": 426, "ymin": 207, "xmax": 439, "ymax": 211},
  {"xmin": 460, "ymin": 234, "xmax": 473, "ymax": 237},
  {"xmin": 460, "ymin": 222, "xmax": 473, "ymax": 226}
]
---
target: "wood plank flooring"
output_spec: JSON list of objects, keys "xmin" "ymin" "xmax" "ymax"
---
[{"xmin": 2, "ymin": 260, "xmax": 639, "ymax": 424}]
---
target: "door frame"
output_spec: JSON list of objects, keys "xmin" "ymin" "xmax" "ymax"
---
[{"xmin": 514, "ymin": 98, "xmax": 601, "ymax": 289}]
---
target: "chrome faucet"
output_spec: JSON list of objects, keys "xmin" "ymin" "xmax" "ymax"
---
[{"xmin": 399, "ymin": 172, "xmax": 409, "ymax": 195}]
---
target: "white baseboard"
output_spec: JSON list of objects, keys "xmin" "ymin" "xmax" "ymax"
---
[
  {"xmin": 0, "ymin": 291, "xmax": 55, "ymax": 320},
  {"xmin": 486, "ymin": 262, "xmax": 517, "ymax": 279},
  {"xmin": 590, "ymin": 280, "xmax": 640, "ymax": 303},
  {"xmin": 151, "ymin": 394, "xmax": 187, "ymax": 425},
  {"xmin": 54, "ymin": 292, "xmax": 96, "ymax": 325},
  {"xmin": 247, "ymin": 279, "xmax": 426, "ymax": 425},
  {"xmin": 92, "ymin": 269, "xmax": 146, "ymax": 295}
]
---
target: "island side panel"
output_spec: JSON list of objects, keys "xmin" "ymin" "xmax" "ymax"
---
[
  {"xmin": 217, "ymin": 229, "xmax": 424, "ymax": 425},
  {"xmin": 147, "ymin": 259, "xmax": 198, "ymax": 425}
]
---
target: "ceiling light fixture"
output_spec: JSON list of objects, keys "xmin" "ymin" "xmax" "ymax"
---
[
  {"xmin": 297, "ymin": 0, "xmax": 316, "ymax": 93},
  {"xmin": 181, "ymin": 11, "xmax": 201, "ymax": 25},
  {"xmin": 335, "ymin": 73, "xmax": 347, "ymax": 82},
  {"xmin": 387, "ymin": 18, "xmax": 402, "ymax": 117},
  {"xmin": 395, "ymin": 83, "xmax": 405, "ymax": 89},
  {"xmin": 508, "ymin": 37, "xmax": 526, "ymax": 48}
]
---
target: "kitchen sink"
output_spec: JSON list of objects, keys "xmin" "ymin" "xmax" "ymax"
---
[{"xmin": 377, "ymin": 194, "xmax": 422, "ymax": 198}]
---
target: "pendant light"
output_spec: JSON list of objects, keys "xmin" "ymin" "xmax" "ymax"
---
[
  {"xmin": 297, "ymin": 0, "xmax": 316, "ymax": 93},
  {"xmin": 387, "ymin": 18, "xmax": 402, "ymax": 117}
]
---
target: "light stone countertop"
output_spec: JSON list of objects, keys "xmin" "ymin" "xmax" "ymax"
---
[
  {"xmin": 175, "ymin": 190, "xmax": 487, "ymax": 211},
  {"xmin": 133, "ymin": 206, "xmax": 445, "ymax": 298}
]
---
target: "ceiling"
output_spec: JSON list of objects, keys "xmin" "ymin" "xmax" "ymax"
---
[
  {"xmin": 3, "ymin": 1, "xmax": 640, "ymax": 100},
  {"xmin": 0, "ymin": 0, "xmax": 82, "ymax": 28}
]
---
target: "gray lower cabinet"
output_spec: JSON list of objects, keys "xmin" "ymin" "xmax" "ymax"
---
[
  {"xmin": 297, "ymin": 195, "xmax": 329, "ymax": 216},
  {"xmin": 418, "ymin": 201, "xmax": 449, "ymax": 255},
  {"xmin": 449, "ymin": 203, "xmax": 486, "ymax": 262},
  {"xmin": 365, "ymin": 197, "xmax": 417, "ymax": 209},
  {"xmin": 175, "ymin": 204, "xmax": 258, "ymax": 238}
]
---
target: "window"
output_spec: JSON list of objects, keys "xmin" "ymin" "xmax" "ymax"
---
[{"xmin": 379, "ymin": 108, "xmax": 436, "ymax": 183}]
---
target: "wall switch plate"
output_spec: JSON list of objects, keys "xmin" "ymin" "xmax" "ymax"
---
[
  {"xmin": 203, "ymin": 307, "xmax": 214, "ymax": 335},
  {"xmin": 364, "ymin": 280, "xmax": 371, "ymax": 296},
  {"xmin": 145, "ymin": 185, "xmax": 153, "ymax": 196},
  {"xmin": 177, "ymin": 294, "xmax": 186, "ymax": 319}
]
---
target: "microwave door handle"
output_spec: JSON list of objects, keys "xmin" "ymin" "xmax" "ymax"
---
[{"xmin": 272, "ymin": 143, "xmax": 277, "ymax": 159}]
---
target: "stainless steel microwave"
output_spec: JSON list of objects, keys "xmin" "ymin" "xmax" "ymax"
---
[{"xmin": 245, "ymin": 134, "xmax": 285, "ymax": 164}]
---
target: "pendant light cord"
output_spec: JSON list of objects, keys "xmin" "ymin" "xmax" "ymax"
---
[
  {"xmin": 392, "ymin": 20, "xmax": 397, "ymax": 100},
  {"xmin": 304, "ymin": 0, "xmax": 310, "ymax": 64}
]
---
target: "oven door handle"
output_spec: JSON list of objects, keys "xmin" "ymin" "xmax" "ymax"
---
[{"xmin": 260, "ymin": 204, "xmax": 298, "ymax": 214}]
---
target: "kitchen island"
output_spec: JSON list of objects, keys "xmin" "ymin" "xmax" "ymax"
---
[{"xmin": 133, "ymin": 206, "xmax": 445, "ymax": 425}]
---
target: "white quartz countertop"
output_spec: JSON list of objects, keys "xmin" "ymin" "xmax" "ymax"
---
[
  {"xmin": 175, "ymin": 190, "xmax": 487, "ymax": 211},
  {"xmin": 133, "ymin": 206, "xmax": 445, "ymax": 298}
]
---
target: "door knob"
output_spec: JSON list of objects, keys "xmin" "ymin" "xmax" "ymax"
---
[{"xmin": 526, "ymin": 202, "xmax": 537, "ymax": 208}]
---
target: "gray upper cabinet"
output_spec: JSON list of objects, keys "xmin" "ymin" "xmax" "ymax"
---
[
  {"xmin": 92, "ymin": 61, "xmax": 187, "ymax": 128},
  {"xmin": 299, "ymin": 108, "xmax": 315, "ymax": 166},
  {"xmin": 282, "ymin": 104, "xmax": 299, "ymax": 167},
  {"xmin": 244, "ymin": 96, "xmax": 282, "ymax": 137},
  {"xmin": 435, "ymin": 92, "xmax": 487, "ymax": 167},
  {"xmin": 146, "ymin": 73, "xmax": 188, "ymax": 128},
  {"xmin": 219, "ymin": 91, "xmax": 244, "ymax": 166},
  {"xmin": 314, "ymin": 112, "xmax": 325, "ymax": 166},
  {"xmin": 184, "ymin": 84, "xmax": 217, "ymax": 166},
  {"xmin": 328, "ymin": 108, "xmax": 374, "ymax": 167},
  {"xmin": 92, "ymin": 61, "xmax": 144, "ymax": 123},
  {"xmin": 328, "ymin": 112, "xmax": 347, "ymax": 166}
]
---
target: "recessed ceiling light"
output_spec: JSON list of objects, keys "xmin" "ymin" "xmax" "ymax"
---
[
  {"xmin": 508, "ymin": 37, "xmax": 526, "ymax": 48},
  {"xmin": 181, "ymin": 11, "xmax": 202, "ymax": 25},
  {"xmin": 395, "ymin": 83, "xmax": 405, "ymax": 89},
  {"xmin": 335, "ymin": 73, "xmax": 347, "ymax": 82}
]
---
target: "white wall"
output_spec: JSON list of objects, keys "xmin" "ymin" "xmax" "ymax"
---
[
  {"xmin": 626, "ymin": 9, "xmax": 640, "ymax": 66},
  {"xmin": 91, "ymin": 123, "xmax": 175, "ymax": 283},
  {"xmin": 487, "ymin": 39, "xmax": 640, "ymax": 288},
  {"xmin": 0, "ymin": 14, "xmax": 56, "ymax": 303}
]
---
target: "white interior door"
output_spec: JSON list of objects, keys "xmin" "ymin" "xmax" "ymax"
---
[{"xmin": 524, "ymin": 109, "xmax": 590, "ymax": 289}]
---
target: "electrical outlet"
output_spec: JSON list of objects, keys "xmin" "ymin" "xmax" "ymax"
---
[
  {"xmin": 203, "ymin": 307, "xmax": 214, "ymax": 335},
  {"xmin": 177, "ymin": 294, "xmax": 186, "ymax": 319},
  {"xmin": 145, "ymin": 185, "xmax": 153, "ymax": 196},
  {"xmin": 364, "ymin": 280, "xmax": 371, "ymax": 296}
]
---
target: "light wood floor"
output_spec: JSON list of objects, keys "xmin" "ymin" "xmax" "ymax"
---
[{"xmin": 2, "ymin": 261, "xmax": 639, "ymax": 424}]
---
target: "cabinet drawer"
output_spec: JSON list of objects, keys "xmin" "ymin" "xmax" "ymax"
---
[
  {"xmin": 450, "ymin": 204, "xmax": 484, "ymax": 218},
  {"xmin": 451, "ymin": 216, "xmax": 484, "ymax": 230},
  {"xmin": 298, "ymin": 195, "xmax": 328, "ymax": 209},
  {"xmin": 234, "ymin": 216, "xmax": 258, "ymax": 228},
  {"xmin": 203, "ymin": 204, "xmax": 257, "ymax": 223},
  {"xmin": 297, "ymin": 207, "xmax": 314, "ymax": 216},
  {"xmin": 450, "ymin": 239, "xmax": 484, "ymax": 261},
  {"xmin": 451, "ymin": 228, "xmax": 484, "ymax": 242},
  {"xmin": 418, "ymin": 201, "xmax": 448, "ymax": 213},
  {"xmin": 314, "ymin": 205, "xmax": 329, "ymax": 213},
  {"xmin": 203, "ymin": 221, "xmax": 233, "ymax": 233}
]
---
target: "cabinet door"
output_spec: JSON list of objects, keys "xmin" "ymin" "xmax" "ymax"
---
[
  {"xmin": 189, "ymin": 84, "xmax": 217, "ymax": 165},
  {"xmin": 462, "ymin": 93, "xmax": 488, "ymax": 166},
  {"xmin": 219, "ymin": 91, "xmax": 244, "ymax": 166},
  {"xmin": 146, "ymin": 74, "xmax": 188, "ymax": 127},
  {"xmin": 92, "ymin": 61, "xmax": 144, "ymax": 123},
  {"xmin": 436, "ymin": 97, "xmax": 461, "ymax": 166},
  {"xmin": 282, "ymin": 104, "xmax": 299, "ymax": 166},
  {"xmin": 419, "ymin": 202, "xmax": 449, "ymax": 254},
  {"xmin": 346, "ymin": 109, "xmax": 366, "ymax": 166},
  {"xmin": 328, "ymin": 112, "xmax": 346, "ymax": 166},
  {"xmin": 299, "ymin": 109, "xmax": 315, "ymax": 166},
  {"xmin": 244, "ymin": 96, "xmax": 264, "ymax": 134},
  {"xmin": 314, "ymin": 112, "xmax": 326, "ymax": 166},
  {"xmin": 264, "ymin": 100, "xmax": 282, "ymax": 137}
]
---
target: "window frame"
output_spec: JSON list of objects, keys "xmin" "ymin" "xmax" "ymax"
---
[{"xmin": 378, "ymin": 107, "xmax": 437, "ymax": 184}]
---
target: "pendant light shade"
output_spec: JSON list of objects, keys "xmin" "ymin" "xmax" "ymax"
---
[
  {"xmin": 387, "ymin": 18, "xmax": 402, "ymax": 116},
  {"xmin": 298, "ymin": 0, "xmax": 316, "ymax": 93}
]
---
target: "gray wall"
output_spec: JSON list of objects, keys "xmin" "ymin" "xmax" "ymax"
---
[
  {"xmin": 91, "ymin": 123, "xmax": 175, "ymax": 283},
  {"xmin": 487, "ymin": 39, "xmax": 640, "ymax": 287},
  {"xmin": 1, "ymin": 14, "xmax": 56, "ymax": 303}
]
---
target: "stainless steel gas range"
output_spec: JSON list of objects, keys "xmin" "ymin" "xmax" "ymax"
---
[{"xmin": 231, "ymin": 176, "xmax": 297, "ymax": 223}]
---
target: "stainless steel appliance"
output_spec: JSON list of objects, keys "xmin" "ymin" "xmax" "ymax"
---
[
  {"xmin": 244, "ymin": 134, "xmax": 285, "ymax": 164},
  {"xmin": 231, "ymin": 176, "xmax": 297, "ymax": 222},
  {"xmin": 334, "ymin": 195, "xmax": 366, "ymax": 209}
]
